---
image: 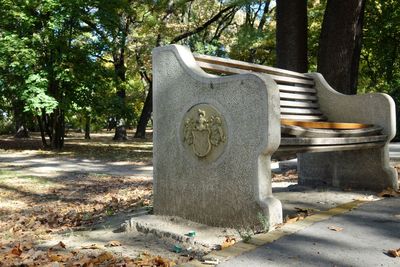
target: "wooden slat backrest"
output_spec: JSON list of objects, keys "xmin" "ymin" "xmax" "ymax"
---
[{"xmin": 194, "ymin": 54, "xmax": 325, "ymax": 122}]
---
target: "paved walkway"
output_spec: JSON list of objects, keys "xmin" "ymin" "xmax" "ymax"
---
[
  {"xmin": 1, "ymin": 143, "xmax": 399, "ymax": 178},
  {"xmin": 218, "ymin": 198, "xmax": 400, "ymax": 266},
  {"xmin": 0, "ymin": 152, "xmax": 152, "ymax": 177}
]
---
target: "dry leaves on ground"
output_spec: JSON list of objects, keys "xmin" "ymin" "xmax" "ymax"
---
[
  {"xmin": 0, "ymin": 174, "xmax": 153, "ymax": 242},
  {"xmin": 0, "ymin": 171, "xmax": 157, "ymax": 265},
  {"xmin": 0, "ymin": 241, "xmax": 176, "ymax": 266},
  {"xmin": 272, "ymin": 169, "xmax": 298, "ymax": 183}
]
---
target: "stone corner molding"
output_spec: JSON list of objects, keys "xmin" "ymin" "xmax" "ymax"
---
[{"xmin": 182, "ymin": 104, "xmax": 227, "ymax": 160}]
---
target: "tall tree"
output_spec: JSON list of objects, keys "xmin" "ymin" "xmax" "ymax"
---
[
  {"xmin": 317, "ymin": 0, "xmax": 366, "ymax": 94},
  {"xmin": 276, "ymin": 0, "xmax": 308, "ymax": 72},
  {"xmin": 134, "ymin": 0, "xmax": 241, "ymax": 138},
  {"xmin": 0, "ymin": 0, "xmax": 112, "ymax": 149}
]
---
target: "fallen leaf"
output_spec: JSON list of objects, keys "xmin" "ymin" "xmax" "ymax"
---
[
  {"xmin": 10, "ymin": 243, "xmax": 22, "ymax": 256},
  {"xmin": 92, "ymin": 251, "xmax": 114, "ymax": 264},
  {"xmin": 285, "ymin": 216, "xmax": 300, "ymax": 224},
  {"xmin": 81, "ymin": 244, "xmax": 101, "ymax": 249},
  {"xmin": 328, "ymin": 226, "xmax": 343, "ymax": 232},
  {"xmin": 154, "ymin": 255, "xmax": 176, "ymax": 266},
  {"xmin": 105, "ymin": 240, "xmax": 122, "ymax": 247},
  {"xmin": 294, "ymin": 207, "xmax": 315, "ymax": 216},
  {"xmin": 49, "ymin": 241, "xmax": 66, "ymax": 251},
  {"xmin": 22, "ymin": 242, "xmax": 34, "ymax": 251},
  {"xmin": 377, "ymin": 188, "xmax": 400, "ymax": 198},
  {"xmin": 388, "ymin": 248, "xmax": 400, "ymax": 257},
  {"xmin": 48, "ymin": 252, "xmax": 70, "ymax": 262},
  {"xmin": 221, "ymin": 236, "xmax": 236, "ymax": 249},
  {"xmin": 285, "ymin": 213, "xmax": 307, "ymax": 224},
  {"xmin": 71, "ymin": 255, "xmax": 95, "ymax": 266},
  {"xmin": 133, "ymin": 253, "xmax": 176, "ymax": 266}
]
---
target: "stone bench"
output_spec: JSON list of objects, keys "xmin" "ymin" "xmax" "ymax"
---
[{"xmin": 152, "ymin": 44, "xmax": 398, "ymax": 230}]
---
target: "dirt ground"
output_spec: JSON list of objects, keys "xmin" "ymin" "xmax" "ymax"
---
[
  {"xmin": 1, "ymin": 132, "xmax": 399, "ymax": 266},
  {"xmin": 0, "ymin": 132, "xmax": 185, "ymax": 266}
]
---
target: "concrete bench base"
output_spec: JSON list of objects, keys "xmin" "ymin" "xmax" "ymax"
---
[{"xmin": 298, "ymin": 146, "xmax": 398, "ymax": 191}]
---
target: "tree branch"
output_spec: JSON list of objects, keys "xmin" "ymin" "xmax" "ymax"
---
[{"xmin": 170, "ymin": 5, "xmax": 235, "ymax": 44}]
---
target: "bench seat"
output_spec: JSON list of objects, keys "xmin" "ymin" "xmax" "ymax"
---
[{"xmin": 281, "ymin": 124, "xmax": 384, "ymax": 138}]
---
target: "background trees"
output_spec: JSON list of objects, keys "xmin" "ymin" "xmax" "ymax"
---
[
  {"xmin": 1, "ymin": 0, "xmax": 399, "ymax": 148},
  {"xmin": 276, "ymin": 0, "xmax": 308, "ymax": 72},
  {"xmin": 317, "ymin": 0, "xmax": 366, "ymax": 95}
]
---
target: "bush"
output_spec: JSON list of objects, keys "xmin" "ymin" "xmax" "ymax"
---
[{"xmin": 0, "ymin": 118, "xmax": 14, "ymax": 135}]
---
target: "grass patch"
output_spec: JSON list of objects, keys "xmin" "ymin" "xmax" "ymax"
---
[{"xmin": 0, "ymin": 131, "xmax": 154, "ymax": 163}]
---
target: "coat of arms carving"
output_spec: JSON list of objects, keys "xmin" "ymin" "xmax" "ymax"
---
[{"xmin": 182, "ymin": 105, "xmax": 226, "ymax": 159}]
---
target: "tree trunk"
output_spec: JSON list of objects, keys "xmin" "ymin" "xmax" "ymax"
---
[
  {"xmin": 113, "ymin": 88, "xmax": 128, "ymax": 140},
  {"xmin": 134, "ymin": 87, "xmax": 152, "ymax": 139},
  {"xmin": 36, "ymin": 114, "xmax": 47, "ymax": 147},
  {"xmin": 14, "ymin": 126, "xmax": 29, "ymax": 138},
  {"xmin": 112, "ymin": 42, "xmax": 128, "ymax": 140},
  {"xmin": 13, "ymin": 102, "xmax": 30, "ymax": 138},
  {"xmin": 51, "ymin": 108, "xmax": 64, "ymax": 149},
  {"xmin": 317, "ymin": 0, "xmax": 366, "ymax": 95},
  {"xmin": 113, "ymin": 123, "xmax": 128, "ymax": 141},
  {"xmin": 84, "ymin": 114, "xmax": 91, "ymax": 140},
  {"xmin": 276, "ymin": 0, "xmax": 308, "ymax": 72}
]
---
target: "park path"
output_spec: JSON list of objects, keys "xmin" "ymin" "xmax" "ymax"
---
[
  {"xmin": 1, "ymin": 143, "xmax": 400, "ymax": 178},
  {"xmin": 0, "ymin": 151, "xmax": 152, "ymax": 178},
  {"xmin": 218, "ymin": 197, "xmax": 400, "ymax": 267}
]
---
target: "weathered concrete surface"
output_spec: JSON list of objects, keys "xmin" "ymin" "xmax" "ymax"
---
[
  {"xmin": 123, "ymin": 215, "xmax": 241, "ymax": 252},
  {"xmin": 218, "ymin": 197, "xmax": 400, "ymax": 267},
  {"xmin": 273, "ymin": 184, "xmax": 380, "ymax": 217},
  {"xmin": 388, "ymin": 142, "xmax": 400, "ymax": 162},
  {"xmin": 38, "ymin": 209, "xmax": 183, "ymax": 261},
  {"xmin": 298, "ymin": 146, "xmax": 398, "ymax": 191},
  {"xmin": 153, "ymin": 45, "xmax": 282, "ymax": 229},
  {"xmin": 153, "ymin": 45, "xmax": 397, "ymax": 231},
  {"xmin": 297, "ymin": 73, "xmax": 398, "ymax": 192}
]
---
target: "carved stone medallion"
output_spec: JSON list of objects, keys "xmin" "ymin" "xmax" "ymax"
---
[{"xmin": 182, "ymin": 104, "xmax": 227, "ymax": 161}]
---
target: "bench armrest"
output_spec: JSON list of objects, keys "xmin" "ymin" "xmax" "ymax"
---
[
  {"xmin": 153, "ymin": 44, "xmax": 281, "ymax": 154},
  {"xmin": 153, "ymin": 44, "xmax": 283, "ymax": 228},
  {"xmin": 308, "ymin": 73, "xmax": 396, "ymax": 141}
]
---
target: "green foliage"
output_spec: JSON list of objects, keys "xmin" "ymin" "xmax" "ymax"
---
[
  {"xmin": 22, "ymin": 74, "xmax": 58, "ymax": 115},
  {"xmin": 0, "ymin": 113, "xmax": 13, "ymax": 135},
  {"xmin": 1, "ymin": 0, "xmax": 399, "ymax": 142},
  {"xmin": 359, "ymin": 0, "xmax": 400, "ymax": 94},
  {"xmin": 307, "ymin": 0, "xmax": 326, "ymax": 71}
]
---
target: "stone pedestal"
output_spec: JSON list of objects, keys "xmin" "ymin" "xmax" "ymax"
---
[
  {"xmin": 298, "ymin": 145, "xmax": 398, "ymax": 191},
  {"xmin": 152, "ymin": 45, "xmax": 282, "ymax": 230}
]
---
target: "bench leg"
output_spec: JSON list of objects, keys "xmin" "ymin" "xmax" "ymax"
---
[{"xmin": 298, "ymin": 145, "xmax": 398, "ymax": 191}]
